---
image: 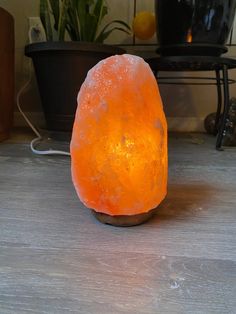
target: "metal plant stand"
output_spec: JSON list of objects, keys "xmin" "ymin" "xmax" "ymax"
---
[{"xmin": 145, "ymin": 55, "xmax": 236, "ymax": 150}]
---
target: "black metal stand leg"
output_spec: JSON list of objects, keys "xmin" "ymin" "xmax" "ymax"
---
[
  {"xmin": 214, "ymin": 70, "xmax": 222, "ymax": 135},
  {"xmin": 216, "ymin": 65, "xmax": 230, "ymax": 150}
]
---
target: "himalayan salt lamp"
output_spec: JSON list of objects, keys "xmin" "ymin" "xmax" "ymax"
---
[{"xmin": 70, "ymin": 54, "xmax": 168, "ymax": 226}]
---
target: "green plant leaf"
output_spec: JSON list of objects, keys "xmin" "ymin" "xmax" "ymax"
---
[
  {"xmin": 95, "ymin": 26, "xmax": 129, "ymax": 43},
  {"xmin": 66, "ymin": 1, "xmax": 80, "ymax": 40},
  {"xmin": 85, "ymin": 17, "xmax": 97, "ymax": 41},
  {"xmin": 104, "ymin": 19, "xmax": 131, "ymax": 32},
  {"xmin": 48, "ymin": 0, "xmax": 60, "ymax": 30},
  {"xmin": 76, "ymin": 0, "xmax": 89, "ymax": 40},
  {"xmin": 89, "ymin": 0, "xmax": 103, "ymax": 41},
  {"xmin": 58, "ymin": 0, "xmax": 70, "ymax": 40},
  {"xmin": 75, "ymin": 0, "xmax": 106, "ymax": 41},
  {"xmin": 93, "ymin": 0, "xmax": 107, "ymax": 26},
  {"xmin": 40, "ymin": 0, "xmax": 53, "ymax": 40},
  {"xmin": 95, "ymin": 20, "xmax": 131, "ymax": 43},
  {"xmin": 40, "ymin": 0, "xmax": 130, "ymax": 43}
]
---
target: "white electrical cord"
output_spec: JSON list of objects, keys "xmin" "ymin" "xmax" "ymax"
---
[{"xmin": 17, "ymin": 61, "xmax": 70, "ymax": 156}]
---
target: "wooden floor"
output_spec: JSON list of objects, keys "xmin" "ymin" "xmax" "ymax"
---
[{"xmin": 0, "ymin": 131, "xmax": 236, "ymax": 314}]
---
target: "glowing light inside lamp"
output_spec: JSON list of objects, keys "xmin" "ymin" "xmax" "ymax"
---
[
  {"xmin": 70, "ymin": 54, "xmax": 168, "ymax": 224},
  {"xmin": 187, "ymin": 28, "xmax": 192, "ymax": 43}
]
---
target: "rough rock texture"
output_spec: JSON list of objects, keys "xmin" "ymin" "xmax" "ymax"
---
[{"xmin": 70, "ymin": 54, "xmax": 168, "ymax": 216}]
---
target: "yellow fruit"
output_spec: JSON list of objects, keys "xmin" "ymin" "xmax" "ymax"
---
[{"xmin": 133, "ymin": 11, "xmax": 156, "ymax": 40}]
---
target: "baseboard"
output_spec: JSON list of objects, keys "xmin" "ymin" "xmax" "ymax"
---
[
  {"xmin": 167, "ymin": 117, "xmax": 205, "ymax": 132},
  {"xmin": 14, "ymin": 112, "xmax": 205, "ymax": 132},
  {"xmin": 14, "ymin": 111, "xmax": 46, "ymax": 129}
]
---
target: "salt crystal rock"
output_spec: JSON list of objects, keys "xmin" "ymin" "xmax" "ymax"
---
[{"xmin": 70, "ymin": 54, "xmax": 168, "ymax": 217}]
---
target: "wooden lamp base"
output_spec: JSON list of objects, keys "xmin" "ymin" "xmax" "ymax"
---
[{"xmin": 91, "ymin": 208, "xmax": 157, "ymax": 227}]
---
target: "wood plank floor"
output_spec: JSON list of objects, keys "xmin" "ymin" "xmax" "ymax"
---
[{"xmin": 0, "ymin": 132, "xmax": 236, "ymax": 314}]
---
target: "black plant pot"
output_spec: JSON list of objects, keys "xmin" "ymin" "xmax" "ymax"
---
[
  {"xmin": 155, "ymin": 0, "xmax": 236, "ymax": 56},
  {"xmin": 25, "ymin": 42, "xmax": 125, "ymax": 132}
]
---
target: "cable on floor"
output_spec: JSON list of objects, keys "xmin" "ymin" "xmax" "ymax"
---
[{"xmin": 16, "ymin": 60, "xmax": 70, "ymax": 156}]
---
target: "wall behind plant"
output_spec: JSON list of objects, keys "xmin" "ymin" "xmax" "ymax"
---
[{"xmin": 1, "ymin": 0, "xmax": 236, "ymax": 131}]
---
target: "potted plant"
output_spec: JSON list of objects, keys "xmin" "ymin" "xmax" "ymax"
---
[
  {"xmin": 25, "ymin": 0, "xmax": 130, "ymax": 132},
  {"xmin": 155, "ymin": 0, "xmax": 236, "ymax": 56}
]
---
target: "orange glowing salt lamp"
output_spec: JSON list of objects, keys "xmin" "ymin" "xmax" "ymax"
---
[{"xmin": 70, "ymin": 54, "xmax": 168, "ymax": 226}]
